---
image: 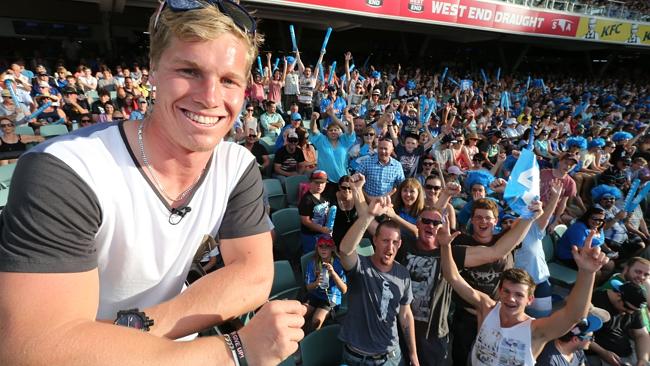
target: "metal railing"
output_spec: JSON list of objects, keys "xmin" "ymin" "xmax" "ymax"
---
[{"xmin": 501, "ymin": 0, "xmax": 650, "ymax": 22}]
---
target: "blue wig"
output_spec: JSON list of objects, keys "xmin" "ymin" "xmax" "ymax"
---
[
  {"xmin": 591, "ymin": 184, "xmax": 623, "ymax": 202},
  {"xmin": 566, "ymin": 136, "xmax": 588, "ymax": 151},
  {"xmin": 588, "ymin": 138, "xmax": 606, "ymax": 150},
  {"xmin": 407, "ymin": 80, "xmax": 417, "ymax": 90},
  {"xmin": 612, "ymin": 131, "xmax": 633, "ymax": 142},
  {"xmin": 464, "ymin": 170, "xmax": 495, "ymax": 195}
]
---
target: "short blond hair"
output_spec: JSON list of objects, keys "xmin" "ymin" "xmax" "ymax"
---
[{"xmin": 148, "ymin": 3, "xmax": 263, "ymax": 73}]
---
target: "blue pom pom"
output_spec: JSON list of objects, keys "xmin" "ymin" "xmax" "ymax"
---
[
  {"xmin": 566, "ymin": 136, "xmax": 588, "ymax": 150},
  {"xmin": 464, "ymin": 170, "xmax": 495, "ymax": 194},
  {"xmin": 612, "ymin": 131, "xmax": 633, "ymax": 142},
  {"xmin": 591, "ymin": 184, "xmax": 623, "ymax": 201}
]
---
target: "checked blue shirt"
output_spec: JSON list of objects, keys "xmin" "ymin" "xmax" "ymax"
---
[{"xmin": 356, "ymin": 155, "xmax": 405, "ymax": 197}]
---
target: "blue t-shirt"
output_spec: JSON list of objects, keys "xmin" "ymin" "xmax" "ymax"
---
[
  {"xmin": 556, "ymin": 221, "xmax": 605, "ymax": 260},
  {"xmin": 305, "ymin": 257, "xmax": 347, "ymax": 305},
  {"xmin": 309, "ymin": 132, "xmax": 356, "ymax": 182}
]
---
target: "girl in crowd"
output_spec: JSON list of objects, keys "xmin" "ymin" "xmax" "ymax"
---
[
  {"xmin": 304, "ymin": 236, "xmax": 347, "ymax": 332},
  {"xmin": 331, "ymin": 176, "xmax": 359, "ymax": 248},
  {"xmin": 422, "ymin": 174, "xmax": 457, "ymax": 230},
  {"xmin": 349, "ymin": 126, "xmax": 377, "ymax": 171},
  {"xmin": 0, "ymin": 117, "xmax": 44, "ymax": 165},
  {"xmin": 296, "ymin": 127, "xmax": 317, "ymax": 174},
  {"xmin": 556, "ymin": 206, "xmax": 614, "ymax": 284},
  {"xmin": 415, "ymin": 154, "xmax": 437, "ymax": 187}
]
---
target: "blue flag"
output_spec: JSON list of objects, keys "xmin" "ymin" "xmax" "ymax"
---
[{"xmin": 504, "ymin": 148, "xmax": 540, "ymax": 219}]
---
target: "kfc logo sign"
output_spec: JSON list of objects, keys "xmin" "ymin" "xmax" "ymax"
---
[
  {"xmin": 366, "ymin": 0, "xmax": 383, "ymax": 7},
  {"xmin": 408, "ymin": 0, "xmax": 424, "ymax": 13}
]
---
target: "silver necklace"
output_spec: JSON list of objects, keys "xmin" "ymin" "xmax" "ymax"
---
[{"xmin": 137, "ymin": 121, "xmax": 201, "ymax": 202}]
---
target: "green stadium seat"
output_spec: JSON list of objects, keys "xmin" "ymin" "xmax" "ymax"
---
[
  {"xmin": 263, "ymin": 178, "xmax": 287, "ymax": 212},
  {"xmin": 272, "ymin": 208, "xmax": 302, "ymax": 263},
  {"xmin": 270, "ymin": 260, "xmax": 299, "ymax": 299},
  {"xmin": 542, "ymin": 234, "xmax": 577, "ymax": 287},
  {"xmin": 40, "ymin": 124, "xmax": 69, "ymax": 138},
  {"xmin": 300, "ymin": 324, "xmax": 343, "ymax": 366},
  {"xmin": 357, "ymin": 238, "xmax": 374, "ymax": 257},
  {"xmin": 0, "ymin": 164, "xmax": 16, "ymax": 188},
  {"xmin": 285, "ymin": 174, "xmax": 309, "ymax": 207},
  {"xmin": 15, "ymin": 125, "xmax": 35, "ymax": 135}
]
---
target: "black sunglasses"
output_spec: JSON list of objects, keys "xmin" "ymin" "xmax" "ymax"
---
[
  {"xmin": 425, "ymin": 184, "xmax": 442, "ymax": 191},
  {"xmin": 339, "ymin": 185, "xmax": 352, "ymax": 191},
  {"xmin": 80, "ymin": 119, "xmax": 92, "ymax": 123},
  {"xmin": 422, "ymin": 162, "xmax": 434, "ymax": 166},
  {"xmin": 0, "ymin": 123, "xmax": 14, "ymax": 127},
  {"xmin": 590, "ymin": 217, "xmax": 605, "ymax": 223},
  {"xmin": 287, "ymin": 138, "xmax": 299, "ymax": 143},
  {"xmin": 420, "ymin": 217, "xmax": 443, "ymax": 226},
  {"xmin": 248, "ymin": 134, "xmax": 257, "ymax": 138},
  {"xmin": 364, "ymin": 133, "xmax": 375, "ymax": 137},
  {"xmin": 154, "ymin": 0, "xmax": 256, "ymax": 35}
]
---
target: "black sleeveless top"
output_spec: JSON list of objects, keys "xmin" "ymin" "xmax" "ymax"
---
[{"xmin": 0, "ymin": 136, "xmax": 26, "ymax": 153}]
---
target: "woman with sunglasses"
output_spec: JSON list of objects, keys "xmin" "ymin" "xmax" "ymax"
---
[
  {"xmin": 0, "ymin": 117, "xmax": 44, "ymax": 165},
  {"xmin": 349, "ymin": 126, "xmax": 377, "ymax": 171},
  {"xmin": 331, "ymin": 175, "xmax": 359, "ymax": 247},
  {"xmin": 422, "ymin": 174, "xmax": 457, "ymax": 230},
  {"xmin": 556, "ymin": 206, "xmax": 615, "ymax": 284},
  {"xmin": 296, "ymin": 127, "xmax": 317, "ymax": 173},
  {"xmin": 242, "ymin": 103, "xmax": 259, "ymax": 136}
]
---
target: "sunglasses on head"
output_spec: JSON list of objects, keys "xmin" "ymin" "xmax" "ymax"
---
[
  {"xmin": 425, "ymin": 184, "xmax": 441, "ymax": 191},
  {"xmin": 420, "ymin": 217, "xmax": 443, "ymax": 226},
  {"xmin": 154, "ymin": 0, "xmax": 256, "ymax": 35}
]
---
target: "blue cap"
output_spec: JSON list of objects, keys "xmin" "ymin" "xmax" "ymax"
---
[
  {"xmin": 371, "ymin": 71, "xmax": 381, "ymax": 79},
  {"xmin": 569, "ymin": 314, "xmax": 603, "ymax": 337},
  {"xmin": 286, "ymin": 56, "xmax": 295, "ymax": 64},
  {"xmin": 291, "ymin": 112, "xmax": 302, "ymax": 121}
]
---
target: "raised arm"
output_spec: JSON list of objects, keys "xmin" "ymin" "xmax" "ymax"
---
[
  {"xmin": 531, "ymin": 229, "xmax": 608, "ymax": 354},
  {"xmin": 344, "ymin": 52, "xmax": 352, "ymax": 81},
  {"xmin": 339, "ymin": 186, "xmax": 390, "ymax": 271},
  {"xmin": 463, "ymin": 201, "xmax": 543, "ymax": 267},
  {"xmin": 310, "ymin": 111, "xmax": 320, "ymax": 135},
  {"xmin": 312, "ymin": 51, "xmax": 325, "ymax": 81},
  {"xmin": 438, "ymin": 219, "xmax": 494, "ymax": 309},
  {"xmin": 537, "ymin": 179, "xmax": 563, "ymax": 232}
]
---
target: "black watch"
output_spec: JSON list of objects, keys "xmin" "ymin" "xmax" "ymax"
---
[{"xmin": 114, "ymin": 308, "xmax": 154, "ymax": 331}]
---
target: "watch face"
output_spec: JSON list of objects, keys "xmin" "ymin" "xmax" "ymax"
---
[{"xmin": 116, "ymin": 313, "xmax": 144, "ymax": 329}]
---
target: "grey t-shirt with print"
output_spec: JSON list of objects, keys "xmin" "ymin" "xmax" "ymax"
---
[{"xmin": 339, "ymin": 255, "xmax": 413, "ymax": 354}]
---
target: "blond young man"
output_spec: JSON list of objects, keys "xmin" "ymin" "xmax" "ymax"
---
[{"xmin": 0, "ymin": 2, "xmax": 304, "ymax": 365}]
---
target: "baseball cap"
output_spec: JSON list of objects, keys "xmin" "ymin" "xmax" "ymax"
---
[
  {"xmin": 316, "ymin": 236, "xmax": 336, "ymax": 248},
  {"xmin": 310, "ymin": 170, "xmax": 328, "ymax": 183},
  {"xmin": 447, "ymin": 165, "xmax": 465, "ymax": 176},
  {"xmin": 611, "ymin": 280, "xmax": 647, "ymax": 309},
  {"xmin": 441, "ymin": 134, "xmax": 457, "ymax": 144},
  {"xmin": 569, "ymin": 314, "xmax": 603, "ymax": 337},
  {"xmin": 62, "ymin": 87, "xmax": 77, "ymax": 95},
  {"xmin": 38, "ymin": 81, "xmax": 50, "ymax": 88},
  {"xmin": 0, "ymin": 89, "xmax": 10, "ymax": 97},
  {"xmin": 327, "ymin": 85, "xmax": 337, "ymax": 92},
  {"xmin": 506, "ymin": 118, "xmax": 517, "ymax": 125},
  {"xmin": 290, "ymin": 112, "xmax": 302, "ymax": 121},
  {"xmin": 372, "ymin": 89, "xmax": 381, "ymax": 96},
  {"xmin": 287, "ymin": 131, "xmax": 298, "ymax": 139}
]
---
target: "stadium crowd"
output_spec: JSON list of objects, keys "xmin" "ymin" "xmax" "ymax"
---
[{"xmin": 1, "ymin": 18, "xmax": 650, "ymax": 366}]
